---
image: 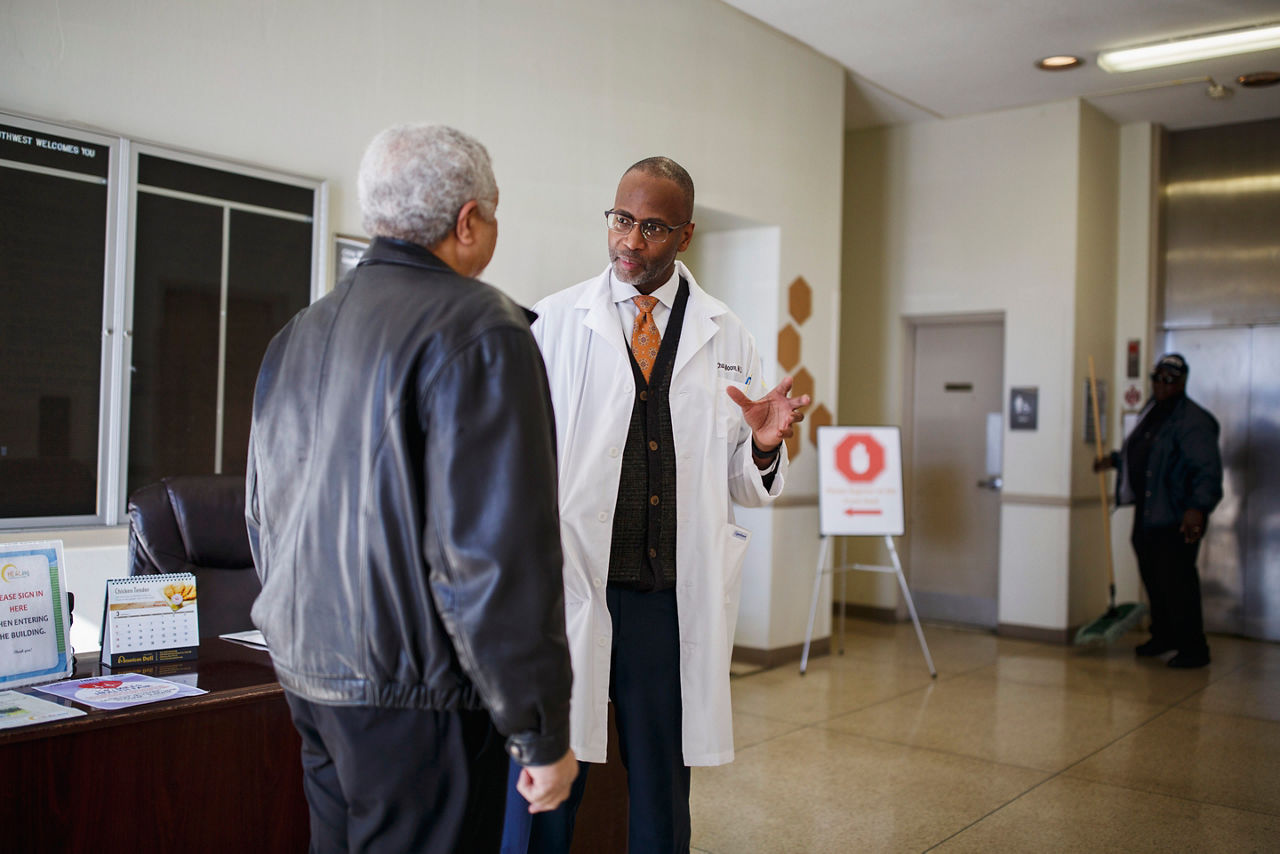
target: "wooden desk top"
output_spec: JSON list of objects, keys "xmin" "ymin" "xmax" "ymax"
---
[{"xmin": 0, "ymin": 638, "xmax": 281, "ymax": 746}]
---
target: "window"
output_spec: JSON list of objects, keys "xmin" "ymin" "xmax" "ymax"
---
[{"xmin": 0, "ymin": 114, "xmax": 323, "ymax": 527}]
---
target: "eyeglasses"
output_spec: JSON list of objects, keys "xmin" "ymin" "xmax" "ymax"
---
[
  {"xmin": 604, "ymin": 211, "xmax": 690, "ymax": 244},
  {"xmin": 1151, "ymin": 372, "xmax": 1182, "ymax": 384}
]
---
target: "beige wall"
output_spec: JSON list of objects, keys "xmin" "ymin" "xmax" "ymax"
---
[
  {"xmin": 841, "ymin": 99, "xmax": 1156, "ymax": 632},
  {"xmin": 1108, "ymin": 122, "xmax": 1161, "ymax": 607},
  {"xmin": 0, "ymin": 0, "xmax": 845, "ymax": 652},
  {"xmin": 1067, "ymin": 101, "xmax": 1119, "ymax": 627}
]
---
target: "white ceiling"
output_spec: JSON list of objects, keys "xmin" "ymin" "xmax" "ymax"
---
[{"xmin": 720, "ymin": 0, "xmax": 1280, "ymax": 131}]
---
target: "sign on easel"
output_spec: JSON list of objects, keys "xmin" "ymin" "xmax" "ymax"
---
[
  {"xmin": 805, "ymin": 426, "xmax": 934, "ymax": 678},
  {"xmin": 817, "ymin": 426, "xmax": 904, "ymax": 536}
]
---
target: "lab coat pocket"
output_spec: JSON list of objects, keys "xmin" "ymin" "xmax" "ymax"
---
[{"xmin": 722, "ymin": 523, "xmax": 752, "ymax": 601}]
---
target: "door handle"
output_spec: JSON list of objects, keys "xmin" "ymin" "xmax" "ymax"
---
[{"xmin": 977, "ymin": 476, "xmax": 1003, "ymax": 491}]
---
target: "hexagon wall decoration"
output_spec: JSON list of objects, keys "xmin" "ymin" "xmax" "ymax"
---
[
  {"xmin": 777, "ymin": 324, "xmax": 801, "ymax": 372},
  {"xmin": 790, "ymin": 367, "xmax": 814, "ymax": 411},
  {"xmin": 808, "ymin": 403, "xmax": 832, "ymax": 446},
  {"xmin": 788, "ymin": 276, "xmax": 811, "ymax": 325}
]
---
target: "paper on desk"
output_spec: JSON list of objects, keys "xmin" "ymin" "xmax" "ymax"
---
[
  {"xmin": 0, "ymin": 689, "xmax": 86, "ymax": 728},
  {"xmin": 218, "ymin": 629, "xmax": 267, "ymax": 649},
  {"xmin": 35, "ymin": 672, "xmax": 206, "ymax": 710}
]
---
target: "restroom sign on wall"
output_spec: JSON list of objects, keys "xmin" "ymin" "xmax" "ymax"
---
[{"xmin": 817, "ymin": 426, "xmax": 904, "ymax": 536}]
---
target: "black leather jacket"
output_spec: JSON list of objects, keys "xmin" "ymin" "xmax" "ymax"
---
[
  {"xmin": 246, "ymin": 237, "xmax": 571, "ymax": 765},
  {"xmin": 1113, "ymin": 395, "xmax": 1222, "ymax": 529}
]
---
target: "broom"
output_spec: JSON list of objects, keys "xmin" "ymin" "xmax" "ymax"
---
[{"xmin": 1074, "ymin": 356, "xmax": 1147, "ymax": 646}]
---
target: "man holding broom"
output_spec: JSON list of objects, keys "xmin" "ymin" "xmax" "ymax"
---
[{"xmin": 1094, "ymin": 353, "xmax": 1223, "ymax": 669}]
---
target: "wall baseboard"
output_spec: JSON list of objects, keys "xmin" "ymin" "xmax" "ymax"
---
[
  {"xmin": 835, "ymin": 602, "xmax": 898, "ymax": 623},
  {"xmin": 997, "ymin": 622, "xmax": 1072, "ymax": 644},
  {"xmin": 732, "ymin": 637, "xmax": 829, "ymax": 669},
  {"xmin": 734, "ymin": 615, "xmax": 1075, "ymax": 669}
]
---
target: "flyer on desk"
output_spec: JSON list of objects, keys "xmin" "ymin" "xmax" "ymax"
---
[
  {"xmin": 0, "ymin": 689, "xmax": 86, "ymax": 729},
  {"xmin": 35, "ymin": 672, "xmax": 206, "ymax": 710},
  {"xmin": 0, "ymin": 540, "xmax": 74, "ymax": 690}
]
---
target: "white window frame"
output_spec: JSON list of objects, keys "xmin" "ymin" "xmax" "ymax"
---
[{"xmin": 0, "ymin": 112, "xmax": 327, "ymax": 529}]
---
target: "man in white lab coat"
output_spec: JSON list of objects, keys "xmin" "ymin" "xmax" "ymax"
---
[{"xmin": 501, "ymin": 158, "xmax": 809, "ymax": 854}]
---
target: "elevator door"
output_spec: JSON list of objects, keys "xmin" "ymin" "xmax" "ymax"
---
[
  {"xmin": 908, "ymin": 321, "xmax": 1004, "ymax": 628},
  {"xmin": 1165, "ymin": 325, "xmax": 1280, "ymax": 641}
]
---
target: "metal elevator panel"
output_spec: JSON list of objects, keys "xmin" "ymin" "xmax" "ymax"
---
[
  {"xmin": 1163, "ymin": 328, "xmax": 1250, "ymax": 637},
  {"xmin": 1161, "ymin": 118, "xmax": 1280, "ymax": 642},
  {"xmin": 1244, "ymin": 326, "xmax": 1280, "ymax": 641},
  {"xmin": 1162, "ymin": 117, "xmax": 1280, "ymax": 328},
  {"xmin": 1164, "ymin": 325, "xmax": 1280, "ymax": 641}
]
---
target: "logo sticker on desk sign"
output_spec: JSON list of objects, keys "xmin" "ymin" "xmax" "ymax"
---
[{"xmin": 0, "ymin": 540, "xmax": 74, "ymax": 690}]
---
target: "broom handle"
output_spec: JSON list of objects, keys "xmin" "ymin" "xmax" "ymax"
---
[{"xmin": 1087, "ymin": 356, "xmax": 1117, "ymax": 605}]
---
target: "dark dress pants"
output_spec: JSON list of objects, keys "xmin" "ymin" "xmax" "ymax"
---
[
  {"xmin": 284, "ymin": 692, "xmax": 509, "ymax": 854},
  {"xmin": 1132, "ymin": 524, "xmax": 1209, "ymax": 656},
  {"xmin": 501, "ymin": 586, "xmax": 691, "ymax": 854}
]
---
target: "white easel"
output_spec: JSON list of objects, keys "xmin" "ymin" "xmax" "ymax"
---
[
  {"xmin": 800, "ymin": 427, "xmax": 936, "ymax": 678},
  {"xmin": 800, "ymin": 534, "xmax": 935, "ymax": 676}
]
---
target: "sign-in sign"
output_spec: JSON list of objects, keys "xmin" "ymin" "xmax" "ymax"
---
[
  {"xmin": 817, "ymin": 426, "xmax": 904, "ymax": 536},
  {"xmin": 0, "ymin": 540, "xmax": 74, "ymax": 690}
]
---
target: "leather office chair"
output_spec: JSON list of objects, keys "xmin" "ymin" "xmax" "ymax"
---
[{"xmin": 127, "ymin": 474, "xmax": 261, "ymax": 639}]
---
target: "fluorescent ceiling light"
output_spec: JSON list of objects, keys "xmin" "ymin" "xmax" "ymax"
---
[{"xmin": 1098, "ymin": 22, "xmax": 1280, "ymax": 73}]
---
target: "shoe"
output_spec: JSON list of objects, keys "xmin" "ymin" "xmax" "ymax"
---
[
  {"xmin": 1168, "ymin": 651, "xmax": 1210, "ymax": 669},
  {"xmin": 1135, "ymin": 639, "xmax": 1175, "ymax": 657}
]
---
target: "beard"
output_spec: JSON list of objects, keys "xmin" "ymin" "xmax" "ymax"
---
[{"xmin": 610, "ymin": 247, "xmax": 673, "ymax": 288}]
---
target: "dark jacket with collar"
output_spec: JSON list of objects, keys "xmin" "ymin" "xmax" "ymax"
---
[
  {"xmin": 1114, "ymin": 394, "xmax": 1223, "ymax": 529},
  {"xmin": 246, "ymin": 237, "xmax": 571, "ymax": 765}
]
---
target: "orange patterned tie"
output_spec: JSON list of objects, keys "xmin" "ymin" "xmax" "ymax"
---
[{"xmin": 631, "ymin": 295, "xmax": 660, "ymax": 382}]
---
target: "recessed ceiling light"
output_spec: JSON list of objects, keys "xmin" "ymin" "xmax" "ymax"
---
[
  {"xmin": 1037, "ymin": 55, "xmax": 1083, "ymax": 71},
  {"xmin": 1099, "ymin": 21, "xmax": 1280, "ymax": 73}
]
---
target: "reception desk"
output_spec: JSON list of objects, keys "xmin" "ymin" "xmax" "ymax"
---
[
  {"xmin": 2, "ymin": 639, "xmax": 628, "ymax": 852},
  {"xmin": 0, "ymin": 640, "xmax": 308, "ymax": 853}
]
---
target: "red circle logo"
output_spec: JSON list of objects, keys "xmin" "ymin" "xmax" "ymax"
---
[{"xmin": 834, "ymin": 434, "xmax": 885, "ymax": 483}]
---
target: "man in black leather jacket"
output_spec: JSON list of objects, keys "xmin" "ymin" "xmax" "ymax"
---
[
  {"xmin": 247, "ymin": 124, "xmax": 576, "ymax": 852},
  {"xmin": 1096, "ymin": 353, "xmax": 1223, "ymax": 669}
]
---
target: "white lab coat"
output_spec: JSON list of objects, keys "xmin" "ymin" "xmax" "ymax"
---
[{"xmin": 532, "ymin": 261, "xmax": 786, "ymax": 767}]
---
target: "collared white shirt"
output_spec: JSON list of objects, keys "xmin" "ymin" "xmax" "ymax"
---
[{"xmin": 610, "ymin": 267, "xmax": 680, "ymax": 343}]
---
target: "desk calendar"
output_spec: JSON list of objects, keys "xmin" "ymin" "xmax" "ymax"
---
[{"xmin": 100, "ymin": 574, "xmax": 200, "ymax": 668}]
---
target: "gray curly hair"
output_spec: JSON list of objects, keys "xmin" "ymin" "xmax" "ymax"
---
[{"xmin": 357, "ymin": 124, "xmax": 497, "ymax": 248}]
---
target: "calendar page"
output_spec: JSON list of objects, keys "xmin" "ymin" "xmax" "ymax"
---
[{"xmin": 100, "ymin": 574, "xmax": 199, "ymax": 668}]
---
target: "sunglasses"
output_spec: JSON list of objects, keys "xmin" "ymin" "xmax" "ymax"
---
[{"xmin": 1151, "ymin": 373, "xmax": 1182, "ymax": 384}]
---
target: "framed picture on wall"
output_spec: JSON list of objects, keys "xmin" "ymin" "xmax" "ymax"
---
[
  {"xmin": 333, "ymin": 234, "xmax": 369, "ymax": 288},
  {"xmin": 1010, "ymin": 386, "xmax": 1038, "ymax": 430}
]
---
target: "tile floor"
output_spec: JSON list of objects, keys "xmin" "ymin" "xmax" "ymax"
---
[{"xmin": 691, "ymin": 619, "xmax": 1280, "ymax": 853}]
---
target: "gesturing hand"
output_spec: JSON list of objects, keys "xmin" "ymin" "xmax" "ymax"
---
[{"xmin": 725, "ymin": 375, "xmax": 811, "ymax": 452}]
